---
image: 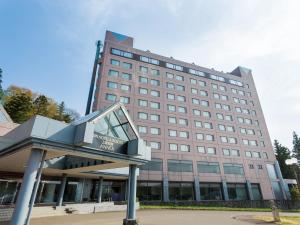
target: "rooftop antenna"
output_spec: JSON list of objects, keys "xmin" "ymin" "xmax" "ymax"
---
[{"xmin": 85, "ymin": 40, "xmax": 103, "ymax": 115}]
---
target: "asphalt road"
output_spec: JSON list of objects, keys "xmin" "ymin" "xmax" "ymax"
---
[{"xmin": 2, "ymin": 209, "xmax": 300, "ymax": 225}]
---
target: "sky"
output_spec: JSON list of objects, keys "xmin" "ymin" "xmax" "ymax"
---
[{"xmin": 1, "ymin": 0, "xmax": 300, "ymax": 149}]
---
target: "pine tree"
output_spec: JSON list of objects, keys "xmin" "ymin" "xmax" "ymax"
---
[
  {"xmin": 292, "ymin": 132, "xmax": 300, "ymax": 161},
  {"xmin": 274, "ymin": 140, "xmax": 294, "ymax": 178},
  {"xmin": 33, "ymin": 95, "xmax": 49, "ymax": 117},
  {"xmin": 4, "ymin": 93, "xmax": 34, "ymax": 123}
]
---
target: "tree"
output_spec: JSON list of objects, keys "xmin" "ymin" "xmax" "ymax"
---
[
  {"xmin": 290, "ymin": 186, "xmax": 300, "ymax": 200},
  {"xmin": 292, "ymin": 132, "xmax": 300, "ymax": 161},
  {"xmin": 274, "ymin": 140, "xmax": 294, "ymax": 179},
  {"xmin": 4, "ymin": 93, "xmax": 33, "ymax": 123},
  {"xmin": 33, "ymin": 95, "xmax": 49, "ymax": 117}
]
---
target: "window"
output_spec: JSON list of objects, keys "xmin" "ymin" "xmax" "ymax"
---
[
  {"xmin": 218, "ymin": 124, "xmax": 226, "ymax": 131},
  {"xmin": 251, "ymin": 184, "xmax": 262, "ymax": 200},
  {"xmin": 179, "ymin": 131, "xmax": 189, "ymax": 138},
  {"xmin": 180, "ymin": 144, "xmax": 190, "ymax": 152},
  {"xmin": 138, "ymin": 99, "xmax": 148, "ymax": 107},
  {"xmin": 197, "ymin": 146, "xmax": 205, "ymax": 153},
  {"xmin": 140, "ymin": 56, "xmax": 159, "ymax": 65},
  {"xmin": 107, "ymin": 81, "xmax": 118, "ymax": 89},
  {"xmin": 198, "ymin": 162, "xmax": 220, "ymax": 173},
  {"xmin": 150, "ymin": 102, "xmax": 160, "ymax": 109},
  {"xmin": 245, "ymin": 151, "xmax": 252, "ymax": 157},
  {"xmin": 168, "ymin": 117, "xmax": 177, "ymax": 124},
  {"xmin": 178, "ymin": 106, "xmax": 187, "ymax": 113},
  {"xmin": 199, "ymin": 80, "xmax": 206, "ymax": 87},
  {"xmin": 150, "ymin": 127, "xmax": 160, "ymax": 135},
  {"xmin": 206, "ymin": 134, "xmax": 214, "ymax": 141},
  {"xmin": 122, "ymin": 62, "xmax": 132, "ymax": 69},
  {"xmin": 140, "ymin": 66, "xmax": 148, "ymax": 73},
  {"xmin": 167, "ymin": 82, "xmax": 175, "ymax": 89},
  {"xmin": 139, "ymin": 76, "xmax": 148, "ymax": 84},
  {"xmin": 151, "ymin": 79, "xmax": 160, "ymax": 86},
  {"xmin": 150, "ymin": 90, "xmax": 160, "ymax": 97},
  {"xmin": 215, "ymin": 103, "xmax": 222, "ymax": 109},
  {"xmin": 207, "ymin": 147, "xmax": 216, "ymax": 155},
  {"xmin": 227, "ymin": 126, "xmax": 234, "ymax": 132},
  {"xmin": 193, "ymin": 109, "xmax": 201, "ymax": 116},
  {"xmin": 262, "ymin": 152, "xmax": 268, "ymax": 159},
  {"xmin": 178, "ymin": 118, "xmax": 188, "ymax": 126},
  {"xmin": 190, "ymin": 78, "xmax": 197, "ymax": 84},
  {"xmin": 166, "ymin": 72, "xmax": 174, "ymax": 79},
  {"xmin": 150, "ymin": 114, "xmax": 160, "ymax": 121},
  {"xmin": 220, "ymin": 136, "xmax": 227, "ymax": 143},
  {"xmin": 167, "ymin": 93, "xmax": 175, "ymax": 100},
  {"xmin": 120, "ymin": 84, "xmax": 130, "ymax": 91},
  {"xmin": 105, "ymin": 93, "xmax": 116, "ymax": 102},
  {"xmin": 191, "ymin": 88, "xmax": 198, "ymax": 94},
  {"xmin": 231, "ymin": 149, "xmax": 240, "ymax": 156},
  {"xmin": 150, "ymin": 142, "xmax": 161, "ymax": 150},
  {"xmin": 108, "ymin": 69, "xmax": 119, "ymax": 77},
  {"xmin": 166, "ymin": 63, "xmax": 183, "ymax": 71},
  {"xmin": 177, "ymin": 95, "xmax": 186, "ymax": 102},
  {"xmin": 111, "ymin": 48, "xmax": 133, "ymax": 58},
  {"xmin": 168, "ymin": 160, "xmax": 193, "ymax": 172},
  {"xmin": 196, "ymin": 133, "xmax": 204, "ymax": 140},
  {"xmin": 212, "ymin": 84, "xmax": 218, "ymax": 90},
  {"xmin": 122, "ymin": 73, "xmax": 132, "ymax": 80},
  {"xmin": 169, "ymin": 182, "xmax": 194, "ymax": 201},
  {"xmin": 167, "ymin": 104, "xmax": 176, "ymax": 112},
  {"xmin": 176, "ymin": 85, "xmax": 185, "ymax": 91},
  {"xmin": 169, "ymin": 130, "xmax": 177, "ymax": 137},
  {"xmin": 111, "ymin": 59, "xmax": 120, "ymax": 66},
  {"xmin": 195, "ymin": 121, "xmax": 202, "ymax": 128},
  {"xmin": 169, "ymin": 143, "xmax": 178, "ymax": 151},
  {"xmin": 176, "ymin": 75, "xmax": 184, "ymax": 81},
  {"xmin": 201, "ymin": 100, "xmax": 209, "ymax": 107},
  {"xmin": 138, "ymin": 112, "xmax": 148, "ymax": 120},
  {"xmin": 138, "ymin": 126, "xmax": 147, "ymax": 133},
  {"xmin": 219, "ymin": 85, "xmax": 226, "ymax": 91},
  {"xmin": 217, "ymin": 113, "xmax": 224, "ymax": 120},
  {"xmin": 253, "ymin": 152, "xmax": 261, "ymax": 158},
  {"xmin": 203, "ymin": 111, "xmax": 210, "ymax": 118},
  {"xmin": 227, "ymin": 183, "xmax": 248, "ymax": 200},
  {"xmin": 223, "ymin": 163, "xmax": 244, "ymax": 175},
  {"xmin": 200, "ymin": 90, "xmax": 208, "ymax": 96},
  {"xmin": 225, "ymin": 115, "xmax": 233, "ymax": 121},
  {"xmin": 258, "ymin": 165, "xmax": 263, "ymax": 169},
  {"xmin": 189, "ymin": 68, "xmax": 205, "ymax": 77},
  {"xmin": 151, "ymin": 69, "xmax": 159, "ymax": 76},
  {"xmin": 200, "ymin": 183, "xmax": 223, "ymax": 200},
  {"xmin": 228, "ymin": 137, "xmax": 237, "ymax": 144},
  {"xmin": 192, "ymin": 98, "xmax": 200, "ymax": 105},
  {"xmin": 139, "ymin": 88, "xmax": 148, "ymax": 95},
  {"xmin": 204, "ymin": 122, "xmax": 213, "ymax": 129},
  {"xmin": 249, "ymin": 164, "xmax": 254, "ymax": 169},
  {"xmin": 223, "ymin": 148, "xmax": 230, "ymax": 156},
  {"xmin": 120, "ymin": 96, "xmax": 130, "ymax": 104}
]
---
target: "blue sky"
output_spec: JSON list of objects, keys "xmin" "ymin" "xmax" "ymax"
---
[{"xmin": 1, "ymin": 0, "xmax": 300, "ymax": 148}]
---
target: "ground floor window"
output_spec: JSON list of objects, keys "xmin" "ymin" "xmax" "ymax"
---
[
  {"xmin": 251, "ymin": 183, "xmax": 262, "ymax": 200},
  {"xmin": 0, "ymin": 180, "xmax": 19, "ymax": 204},
  {"xmin": 137, "ymin": 181, "xmax": 162, "ymax": 201},
  {"xmin": 169, "ymin": 182, "xmax": 194, "ymax": 201},
  {"xmin": 200, "ymin": 182, "xmax": 223, "ymax": 200},
  {"xmin": 227, "ymin": 183, "xmax": 248, "ymax": 200},
  {"xmin": 271, "ymin": 181, "xmax": 284, "ymax": 200}
]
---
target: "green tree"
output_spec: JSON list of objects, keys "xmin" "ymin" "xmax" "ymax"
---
[
  {"xmin": 33, "ymin": 95, "xmax": 49, "ymax": 117},
  {"xmin": 290, "ymin": 186, "xmax": 300, "ymax": 200},
  {"xmin": 4, "ymin": 93, "xmax": 33, "ymax": 123},
  {"xmin": 292, "ymin": 132, "xmax": 300, "ymax": 160},
  {"xmin": 274, "ymin": 140, "xmax": 294, "ymax": 179}
]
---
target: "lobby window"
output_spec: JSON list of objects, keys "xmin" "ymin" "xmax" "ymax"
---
[
  {"xmin": 166, "ymin": 82, "xmax": 175, "ymax": 89},
  {"xmin": 139, "ymin": 76, "xmax": 148, "ymax": 84},
  {"xmin": 122, "ymin": 62, "xmax": 132, "ymax": 69},
  {"xmin": 166, "ymin": 72, "xmax": 174, "ymax": 79},
  {"xmin": 180, "ymin": 144, "xmax": 190, "ymax": 152},
  {"xmin": 195, "ymin": 121, "xmax": 202, "ymax": 128},
  {"xmin": 137, "ymin": 181, "xmax": 162, "ymax": 201},
  {"xmin": 193, "ymin": 109, "xmax": 201, "ymax": 116},
  {"xmin": 197, "ymin": 162, "xmax": 220, "ymax": 173},
  {"xmin": 150, "ymin": 127, "xmax": 160, "ymax": 135},
  {"xmin": 151, "ymin": 79, "xmax": 160, "ymax": 86},
  {"xmin": 150, "ymin": 90, "xmax": 160, "ymax": 97},
  {"xmin": 169, "ymin": 143, "xmax": 178, "ymax": 151},
  {"xmin": 197, "ymin": 146, "xmax": 205, "ymax": 153},
  {"xmin": 176, "ymin": 75, "xmax": 184, "ymax": 81},
  {"xmin": 107, "ymin": 81, "xmax": 118, "ymax": 89},
  {"xmin": 122, "ymin": 72, "xmax": 132, "ymax": 80},
  {"xmin": 110, "ymin": 59, "xmax": 120, "ymax": 66},
  {"xmin": 105, "ymin": 93, "xmax": 116, "ymax": 102},
  {"xmin": 227, "ymin": 183, "xmax": 248, "ymax": 200},
  {"xmin": 207, "ymin": 147, "xmax": 216, "ymax": 155},
  {"xmin": 178, "ymin": 118, "xmax": 188, "ymax": 126},
  {"xmin": 176, "ymin": 85, "xmax": 185, "ymax": 91},
  {"xmin": 150, "ymin": 101, "xmax": 160, "ymax": 109},
  {"xmin": 167, "ymin": 93, "xmax": 175, "ymax": 100},
  {"xmin": 150, "ymin": 114, "xmax": 160, "ymax": 122},
  {"xmin": 108, "ymin": 69, "xmax": 119, "ymax": 77},
  {"xmin": 120, "ymin": 96, "xmax": 130, "ymax": 104},
  {"xmin": 138, "ymin": 126, "xmax": 147, "ymax": 134},
  {"xmin": 150, "ymin": 141, "xmax": 161, "ymax": 150},
  {"xmin": 140, "ymin": 66, "xmax": 148, "ymax": 73},
  {"xmin": 223, "ymin": 163, "xmax": 244, "ymax": 175},
  {"xmin": 140, "ymin": 158, "xmax": 162, "ymax": 171},
  {"xmin": 200, "ymin": 183, "xmax": 223, "ymax": 200},
  {"xmin": 178, "ymin": 106, "xmax": 187, "ymax": 113},
  {"xmin": 169, "ymin": 182, "xmax": 194, "ymax": 201},
  {"xmin": 177, "ymin": 95, "xmax": 186, "ymax": 102},
  {"xmin": 139, "ymin": 88, "xmax": 148, "ymax": 95},
  {"xmin": 168, "ymin": 116, "xmax": 177, "ymax": 124},
  {"xmin": 120, "ymin": 84, "xmax": 131, "ymax": 92},
  {"xmin": 138, "ymin": 112, "xmax": 148, "ymax": 120},
  {"xmin": 168, "ymin": 160, "xmax": 193, "ymax": 172},
  {"xmin": 251, "ymin": 184, "xmax": 262, "ymax": 200},
  {"xmin": 169, "ymin": 130, "xmax": 177, "ymax": 137},
  {"xmin": 167, "ymin": 104, "xmax": 176, "ymax": 112},
  {"xmin": 151, "ymin": 69, "xmax": 160, "ymax": 76},
  {"xmin": 138, "ymin": 99, "xmax": 148, "ymax": 107}
]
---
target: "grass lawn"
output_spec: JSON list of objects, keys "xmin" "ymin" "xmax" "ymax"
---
[{"xmin": 255, "ymin": 216, "xmax": 300, "ymax": 225}]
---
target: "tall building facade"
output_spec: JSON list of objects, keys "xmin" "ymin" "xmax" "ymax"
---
[{"xmin": 92, "ymin": 31, "xmax": 288, "ymax": 202}]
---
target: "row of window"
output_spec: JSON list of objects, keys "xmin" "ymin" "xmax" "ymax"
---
[
  {"xmin": 110, "ymin": 48, "xmax": 245, "ymax": 88},
  {"xmin": 141, "ymin": 159, "xmax": 264, "ymax": 175}
]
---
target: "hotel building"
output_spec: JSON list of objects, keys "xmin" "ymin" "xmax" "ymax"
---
[{"xmin": 91, "ymin": 31, "xmax": 288, "ymax": 202}]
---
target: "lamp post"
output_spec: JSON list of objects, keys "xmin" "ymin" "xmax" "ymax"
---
[{"xmin": 285, "ymin": 158, "xmax": 300, "ymax": 191}]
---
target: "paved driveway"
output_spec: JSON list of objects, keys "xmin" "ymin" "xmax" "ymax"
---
[{"xmin": 3, "ymin": 209, "xmax": 300, "ymax": 225}]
